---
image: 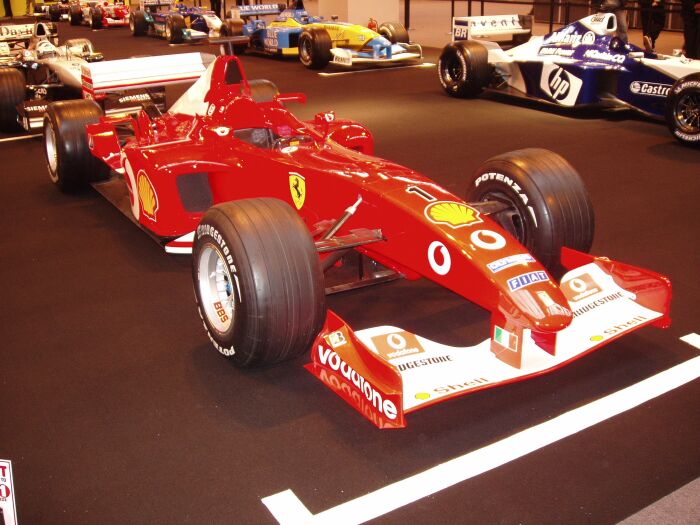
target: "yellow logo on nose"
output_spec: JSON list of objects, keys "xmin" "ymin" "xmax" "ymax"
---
[{"xmin": 425, "ymin": 201, "xmax": 482, "ymax": 228}]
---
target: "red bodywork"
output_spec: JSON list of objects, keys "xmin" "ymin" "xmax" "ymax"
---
[
  {"xmin": 91, "ymin": 2, "xmax": 129, "ymax": 27},
  {"xmin": 85, "ymin": 55, "xmax": 671, "ymax": 428}
]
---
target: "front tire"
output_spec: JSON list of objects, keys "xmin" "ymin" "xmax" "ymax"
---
[
  {"xmin": 130, "ymin": 10, "xmax": 147, "ymax": 36},
  {"xmin": 298, "ymin": 27, "xmax": 331, "ymax": 69},
  {"xmin": 48, "ymin": 4, "xmax": 60, "ymax": 21},
  {"xmin": 69, "ymin": 4, "xmax": 82, "ymax": 25},
  {"xmin": 166, "ymin": 14, "xmax": 185, "ymax": 44},
  {"xmin": 378, "ymin": 21, "xmax": 409, "ymax": 44},
  {"xmin": 465, "ymin": 149, "xmax": 594, "ymax": 277},
  {"xmin": 89, "ymin": 6, "xmax": 103, "ymax": 29},
  {"xmin": 193, "ymin": 198, "xmax": 326, "ymax": 367},
  {"xmin": 666, "ymin": 73, "xmax": 700, "ymax": 147},
  {"xmin": 43, "ymin": 100, "xmax": 110, "ymax": 192},
  {"xmin": 223, "ymin": 18, "xmax": 247, "ymax": 54},
  {"xmin": 438, "ymin": 41, "xmax": 491, "ymax": 98},
  {"xmin": 0, "ymin": 68, "xmax": 25, "ymax": 132}
]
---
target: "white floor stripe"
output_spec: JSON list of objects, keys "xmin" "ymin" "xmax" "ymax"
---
[
  {"xmin": 318, "ymin": 63, "xmax": 435, "ymax": 77},
  {"xmin": 680, "ymin": 333, "xmax": 700, "ymax": 350},
  {"xmin": 0, "ymin": 134, "xmax": 41, "ymax": 144},
  {"xmin": 262, "ymin": 353, "xmax": 700, "ymax": 525}
]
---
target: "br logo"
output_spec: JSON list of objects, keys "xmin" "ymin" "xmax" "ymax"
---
[{"xmin": 548, "ymin": 66, "xmax": 571, "ymax": 101}]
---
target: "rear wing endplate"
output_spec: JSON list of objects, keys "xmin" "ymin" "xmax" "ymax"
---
[{"xmin": 81, "ymin": 52, "xmax": 214, "ymax": 97}]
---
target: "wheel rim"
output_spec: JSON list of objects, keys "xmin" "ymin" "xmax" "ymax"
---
[
  {"xmin": 129, "ymin": 16, "xmax": 134, "ymax": 31},
  {"xmin": 443, "ymin": 53, "xmax": 464, "ymax": 85},
  {"xmin": 300, "ymin": 37, "xmax": 312, "ymax": 64},
  {"xmin": 165, "ymin": 24, "xmax": 171, "ymax": 40},
  {"xmin": 45, "ymin": 123, "xmax": 59, "ymax": 182},
  {"xmin": 197, "ymin": 243, "xmax": 235, "ymax": 334},
  {"xmin": 675, "ymin": 92, "xmax": 700, "ymax": 134},
  {"xmin": 480, "ymin": 191, "xmax": 527, "ymax": 245}
]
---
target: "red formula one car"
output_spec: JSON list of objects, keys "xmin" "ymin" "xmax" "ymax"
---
[
  {"xmin": 44, "ymin": 54, "xmax": 671, "ymax": 428},
  {"xmin": 69, "ymin": 1, "xmax": 130, "ymax": 29}
]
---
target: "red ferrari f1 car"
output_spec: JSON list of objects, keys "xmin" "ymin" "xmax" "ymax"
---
[{"xmin": 44, "ymin": 53, "xmax": 671, "ymax": 428}]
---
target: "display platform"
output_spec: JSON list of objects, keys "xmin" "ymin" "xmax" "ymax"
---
[{"xmin": 1, "ymin": 20, "xmax": 699, "ymax": 525}]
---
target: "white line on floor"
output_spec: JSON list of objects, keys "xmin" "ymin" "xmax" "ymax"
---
[
  {"xmin": 0, "ymin": 134, "xmax": 41, "ymax": 144},
  {"xmin": 262, "ymin": 348, "xmax": 700, "ymax": 525},
  {"xmin": 680, "ymin": 333, "xmax": 700, "ymax": 350},
  {"xmin": 318, "ymin": 63, "xmax": 436, "ymax": 77}
]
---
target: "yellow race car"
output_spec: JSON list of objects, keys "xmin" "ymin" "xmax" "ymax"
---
[{"xmin": 227, "ymin": 1, "xmax": 422, "ymax": 69}]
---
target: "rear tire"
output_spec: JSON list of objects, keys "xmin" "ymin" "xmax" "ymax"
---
[
  {"xmin": 223, "ymin": 18, "xmax": 247, "ymax": 54},
  {"xmin": 378, "ymin": 21, "xmax": 409, "ymax": 44},
  {"xmin": 192, "ymin": 198, "xmax": 326, "ymax": 367},
  {"xmin": 298, "ymin": 27, "xmax": 332, "ymax": 69},
  {"xmin": 48, "ymin": 4, "xmax": 60, "ymax": 21},
  {"xmin": 465, "ymin": 149, "xmax": 594, "ymax": 277},
  {"xmin": 69, "ymin": 4, "xmax": 82, "ymax": 25},
  {"xmin": 665, "ymin": 73, "xmax": 700, "ymax": 147},
  {"xmin": 0, "ymin": 68, "xmax": 25, "ymax": 132},
  {"xmin": 43, "ymin": 100, "xmax": 110, "ymax": 193},
  {"xmin": 89, "ymin": 6, "xmax": 103, "ymax": 29},
  {"xmin": 130, "ymin": 10, "xmax": 147, "ymax": 36},
  {"xmin": 438, "ymin": 41, "xmax": 491, "ymax": 98},
  {"xmin": 166, "ymin": 14, "xmax": 185, "ymax": 44}
]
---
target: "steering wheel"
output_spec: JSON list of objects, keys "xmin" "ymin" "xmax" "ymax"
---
[{"xmin": 273, "ymin": 135, "xmax": 314, "ymax": 151}]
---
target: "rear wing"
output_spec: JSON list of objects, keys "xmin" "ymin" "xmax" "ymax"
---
[
  {"xmin": 140, "ymin": 0, "xmax": 174, "ymax": 8},
  {"xmin": 230, "ymin": 4, "xmax": 285, "ymax": 18},
  {"xmin": 452, "ymin": 14, "xmax": 532, "ymax": 43},
  {"xmin": 81, "ymin": 52, "xmax": 214, "ymax": 98},
  {"xmin": 0, "ymin": 22, "xmax": 57, "ymax": 48}
]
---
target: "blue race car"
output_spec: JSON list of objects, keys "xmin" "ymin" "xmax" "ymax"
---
[
  {"xmin": 130, "ymin": 0, "xmax": 225, "ymax": 44},
  {"xmin": 226, "ymin": 0, "xmax": 421, "ymax": 69},
  {"xmin": 438, "ymin": 13, "xmax": 700, "ymax": 146}
]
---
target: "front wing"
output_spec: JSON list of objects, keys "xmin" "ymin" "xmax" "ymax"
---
[{"xmin": 306, "ymin": 249, "xmax": 671, "ymax": 428}]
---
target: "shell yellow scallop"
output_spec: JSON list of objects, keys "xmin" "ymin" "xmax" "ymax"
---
[
  {"xmin": 425, "ymin": 201, "xmax": 481, "ymax": 228},
  {"xmin": 137, "ymin": 172, "xmax": 159, "ymax": 220}
]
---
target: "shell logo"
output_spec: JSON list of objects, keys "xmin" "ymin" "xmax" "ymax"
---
[
  {"xmin": 425, "ymin": 201, "xmax": 482, "ymax": 229},
  {"xmin": 137, "ymin": 170, "xmax": 159, "ymax": 221}
]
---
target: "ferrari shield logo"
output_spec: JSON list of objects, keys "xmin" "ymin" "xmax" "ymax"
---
[{"xmin": 289, "ymin": 172, "xmax": 306, "ymax": 209}]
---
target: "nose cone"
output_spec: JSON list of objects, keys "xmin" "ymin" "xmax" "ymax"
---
[{"xmin": 506, "ymin": 280, "xmax": 573, "ymax": 333}]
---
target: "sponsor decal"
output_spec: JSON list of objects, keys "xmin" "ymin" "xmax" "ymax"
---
[
  {"xmin": 590, "ymin": 14, "xmax": 606, "ymax": 24},
  {"xmin": 136, "ymin": 171, "xmax": 158, "ymax": 221},
  {"xmin": 0, "ymin": 459, "xmax": 18, "ymax": 525},
  {"xmin": 570, "ymin": 292, "xmax": 624, "ymax": 317},
  {"xmin": 212, "ymin": 300, "xmax": 229, "ymax": 324},
  {"xmin": 317, "ymin": 345, "xmax": 398, "ymax": 420},
  {"xmin": 538, "ymin": 46, "xmax": 575, "ymax": 57},
  {"xmin": 493, "ymin": 325, "xmax": 518, "ymax": 352},
  {"xmin": 544, "ymin": 29, "xmax": 594, "ymax": 47},
  {"xmin": 584, "ymin": 49, "xmax": 625, "ymax": 64},
  {"xmin": 288, "ymin": 172, "xmax": 305, "ymax": 209},
  {"xmin": 0, "ymin": 24, "xmax": 33, "ymax": 40},
  {"xmin": 332, "ymin": 54, "xmax": 352, "ymax": 66},
  {"xmin": 561, "ymin": 272, "xmax": 602, "ymax": 302},
  {"xmin": 425, "ymin": 201, "xmax": 482, "ymax": 229},
  {"xmin": 453, "ymin": 15, "xmax": 521, "ymax": 39},
  {"xmin": 371, "ymin": 331, "xmax": 425, "ymax": 360},
  {"xmin": 22, "ymin": 104, "xmax": 48, "ymax": 113},
  {"xmin": 470, "ymin": 229, "xmax": 506, "ymax": 250},
  {"xmin": 406, "ymin": 185, "xmax": 436, "ymax": 202},
  {"xmin": 596, "ymin": 315, "xmax": 648, "ymax": 338},
  {"xmin": 327, "ymin": 330, "xmax": 347, "ymax": 349},
  {"xmin": 118, "ymin": 93, "xmax": 152, "ymax": 104},
  {"xmin": 540, "ymin": 64, "xmax": 583, "ymax": 106},
  {"xmin": 397, "ymin": 355, "xmax": 453, "ymax": 372},
  {"xmin": 428, "ymin": 376, "xmax": 489, "ymax": 397},
  {"xmin": 207, "ymin": 103, "xmax": 216, "ymax": 116},
  {"xmin": 673, "ymin": 80, "xmax": 700, "ymax": 94},
  {"xmin": 507, "ymin": 271, "xmax": 549, "ymax": 292},
  {"xmin": 427, "ymin": 241, "xmax": 451, "ymax": 275},
  {"xmin": 487, "ymin": 253, "xmax": 535, "ymax": 273},
  {"xmin": 629, "ymin": 81, "xmax": 671, "ymax": 97}
]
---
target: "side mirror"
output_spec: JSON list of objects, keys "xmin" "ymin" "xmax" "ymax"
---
[{"xmin": 314, "ymin": 111, "xmax": 335, "ymax": 138}]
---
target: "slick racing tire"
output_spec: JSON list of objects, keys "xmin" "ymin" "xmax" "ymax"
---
[
  {"xmin": 438, "ymin": 41, "xmax": 491, "ymax": 98},
  {"xmin": 0, "ymin": 68, "xmax": 25, "ymax": 132},
  {"xmin": 193, "ymin": 198, "xmax": 326, "ymax": 367},
  {"xmin": 48, "ymin": 4, "xmax": 61, "ymax": 21},
  {"xmin": 166, "ymin": 14, "xmax": 185, "ymax": 44},
  {"xmin": 298, "ymin": 27, "xmax": 332, "ymax": 69},
  {"xmin": 222, "ymin": 18, "xmax": 247, "ymax": 55},
  {"xmin": 89, "ymin": 6, "xmax": 103, "ymax": 29},
  {"xmin": 665, "ymin": 73, "xmax": 700, "ymax": 147},
  {"xmin": 69, "ymin": 3, "xmax": 82, "ymax": 25},
  {"xmin": 248, "ymin": 79, "xmax": 279, "ymax": 103},
  {"xmin": 378, "ymin": 21, "xmax": 409, "ymax": 44},
  {"xmin": 465, "ymin": 148, "xmax": 594, "ymax": 277},
  {"xmin": 130, "ymin": 10, "xmax": 147, "ymax": 36},
  {"xmin": 44, "ymin": 100, "xmax": 110, "ymax": 193}
]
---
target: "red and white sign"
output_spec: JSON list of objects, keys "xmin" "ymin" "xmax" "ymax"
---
[{"xmin": 0, "ymin": 460, "xmax": 18, "ymax": 525}]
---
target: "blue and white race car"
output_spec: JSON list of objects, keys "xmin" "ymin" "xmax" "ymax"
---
[
  {"xmin": 130, "ymin": 0, "xmax": 225, "ymax": 44},
  {"xmin": 226, "ymin": 1, "xmax": 422, "ymax": 69},
  {"xmin": 438, "ymin": 13, "xmax": 700, "ymax": 146}
]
